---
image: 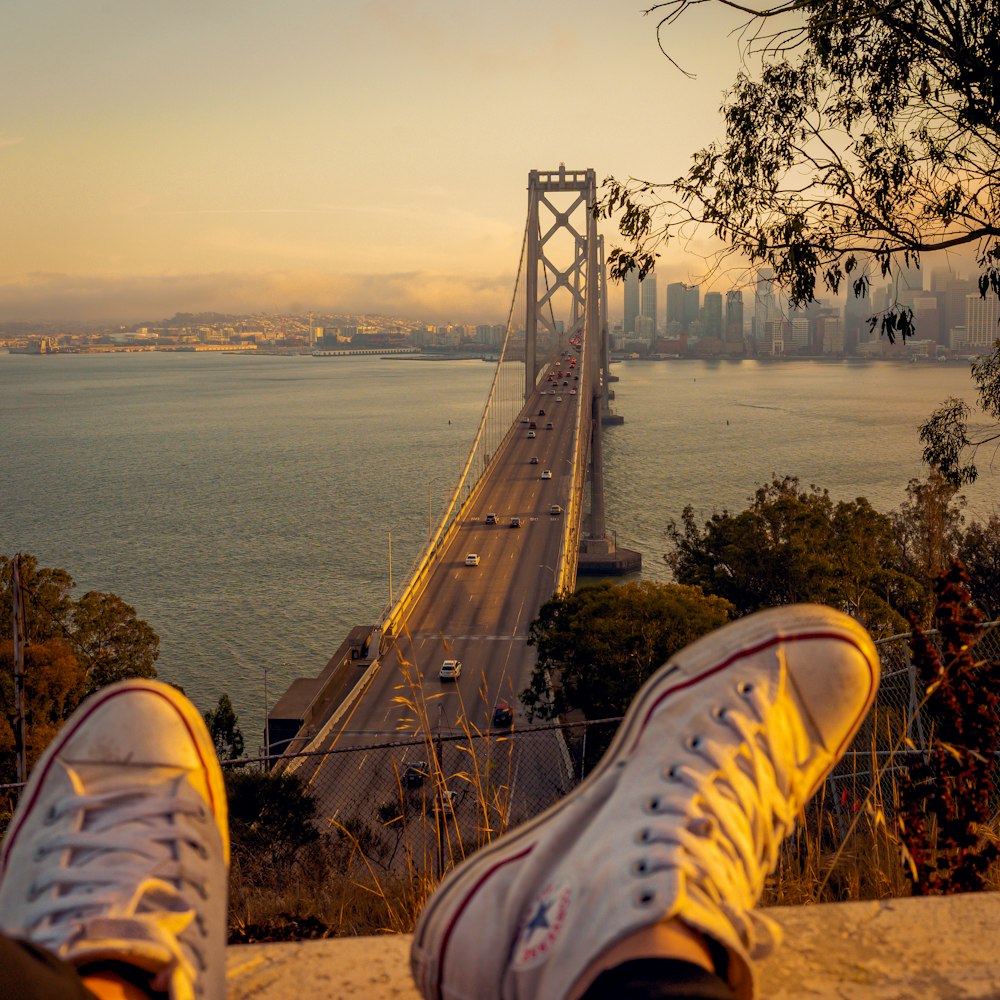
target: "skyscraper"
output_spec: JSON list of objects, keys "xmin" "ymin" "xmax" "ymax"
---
[
  {"xmin": 640, "ymin": 273, "xmax": 658, "ymax": 338},
  {"xmin": 683, "ymin": 285, "xmax": 700, "ymax": 331},
  {"xmin": 703, "ymin": 292, "xmax": 723, "ymax": 339},
  {"xmin": 667, "ymin": 282, "xmax": 687, "ymax": 331},
  {"xmin": 966, "ymin": 293, "xmax": 1000, "ymax": 349},
  {"xmin": 624, "ymin": 269, "xmax": 640, "ymax": 335},
  {"xmin": 725, "ymin": 290, "xmax": 744, "ymax": 343},
  {"xmin": 754, "ymin": 269, "xmax": 777, "ymax": 347}
]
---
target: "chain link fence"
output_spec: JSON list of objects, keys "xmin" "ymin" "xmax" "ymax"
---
[
  {"xmin": 3, "ymin": 622, "xmax": 998, "ymax": 884},
  {"xmin": 826, "ymin": 620, "xmax": 1000, "ymax": 829}
]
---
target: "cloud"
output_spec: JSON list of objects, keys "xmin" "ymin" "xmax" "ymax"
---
[
  {"xmin": 0, "ymin": 269, "xmax": 516, "ymax": 325},
  {"xmin": 0, "ymin": 135, "xmax": 24, "ymax": 150}
]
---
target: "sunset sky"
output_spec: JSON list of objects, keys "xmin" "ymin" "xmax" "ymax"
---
[{"xmin": 2, "ymin": 1, "xmax": 751, "ymax": 324}]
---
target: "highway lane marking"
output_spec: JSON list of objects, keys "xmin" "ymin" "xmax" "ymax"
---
[{"xmin": 407, "ymin": 634, "xmax": 529, "ymax": 640}]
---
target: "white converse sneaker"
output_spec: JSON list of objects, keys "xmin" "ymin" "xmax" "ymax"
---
[
  {"xmin": 411, "ymin": 604, "xmax": 879, "ymax": 1000},
  {"xmin": 0, "ymin": 679, "xmax": 229, "ymax": 1000}
]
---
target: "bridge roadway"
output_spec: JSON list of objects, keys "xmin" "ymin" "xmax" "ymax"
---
[{"xmin": 294, "ymin": 366, "xmax": 584, "ymax": 867}]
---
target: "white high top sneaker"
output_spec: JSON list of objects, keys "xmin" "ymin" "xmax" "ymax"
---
[
  {"xmin": 412, "ymin": 604, "xmax": 879, "ymax": 1000},
  {"xmin": 0, "ymin": 680, "xmax": 230, "ymax": 1000}
]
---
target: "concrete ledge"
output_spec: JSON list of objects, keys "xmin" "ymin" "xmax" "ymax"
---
[{"xmin": 225, "ymin": 892, "xmax": 1000, "ymax": 998}]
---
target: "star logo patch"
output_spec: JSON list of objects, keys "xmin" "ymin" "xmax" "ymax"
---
[{"xmin": 511, "ymin": 879, "xmax": 573, "ymax": 969}]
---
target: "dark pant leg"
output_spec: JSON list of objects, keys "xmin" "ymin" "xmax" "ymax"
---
[
  {"xmin": 580, "ymin": 957, "xmax": 739, "ymax": 1000},
  {"xmin": 0, "ymin": 936, "xmax": 99, "ymax": 1000}
]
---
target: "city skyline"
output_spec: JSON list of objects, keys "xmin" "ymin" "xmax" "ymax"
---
[{"xmin": 3, "ymin": 2, "xmax": 760, "ymax": 325}]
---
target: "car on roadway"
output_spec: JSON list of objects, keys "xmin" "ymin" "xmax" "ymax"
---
[
  {"xmin": 465, "ymin": 553, "xmax": 481, "ymax": 566},
  {"xmin": 485, "ymin": 513, "xmax": 497, "ymax": 524},
  {"xmin": 492, "ymin": 701, "xmax": 513, "ymax": 727},
  {"xmin": 529, "ymin": 421, "xmax": 537, "ymax": 429},
  {"xmin": 555, "ymin": 396, "xmax": 563, "ymax": 402},
  {"xmin": 546, "ymin": 422, "xmax": 553, "ymax": 429},
  {"xmin": 510, "ymin": 516, "xmax": 522, "ymax": 528},
  {"xmin": 402, "ymin": 761, "xmax": 428, "ymax": 789},
  {"xmin": 541, "ymin": 469, "xmax": 552, "ymax": 479},
  {"xmin": 538, "ymin": 408, "xmax": 545, "ymax": 416},
  {"xmin": 529, "ymin": 456, "xmax": 539, "ymax": 464},
  {"xmin": 569, "ymin": 390, "xmax": 576, "ymax": 396},
  {"xmin": 549, "ymin": 504, "xmax": 563, "ymax": 515},
  {"xmin": 527, "ymin": 430, "xmax": 536, "ymax": 438},
  {"xmin": 439, "ymin": 659, "xmax": 462, "ymax": 681}
]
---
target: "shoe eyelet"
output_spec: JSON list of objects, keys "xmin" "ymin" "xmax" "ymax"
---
[
  {"xmin": 32, "ymin": 846, "xmax": 48, "ymax": 862},
  {"xmin": 711, "ymin": 706, "xmax": 727, "ymax": 721},
  {"xmin": 27, "ymin": 884, "xmax": 40, "ymax": 902},
  {"xmin": 685, "ymin": 735, "xmax": 702, "ymax": 750},
  {"xmin": 44, "ymin": 805, "xmax": 59, "ymax": 826},
  {"xmin": 632, "ymin": 858, "xmax": 649, "ymax": 876},
  {"xmin": 635, "ymin": 828, "xmax": 652, "ymax": 844},
  {"xmin": 644, "ymin": 796, "xmax": 661, "ymax": 814},
  {"xmin": 635, "ymin": 889, "xmax": 656, "ymax": 907},
  {"xmin": 662, "ymin": 765, "xmax": 681, "ymax": 781},
  {"xmin": 737, "ymin": 681, "xmax": 754, "ymax": 696}
]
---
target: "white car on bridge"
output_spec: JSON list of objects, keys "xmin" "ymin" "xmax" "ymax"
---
[
  {"xmin": 439, "ymin": 659, "xmax": 462, "ymax": 681},
  {"xmin": 465, "ymin": 553, "xmax": 480, "ymax": 566}
]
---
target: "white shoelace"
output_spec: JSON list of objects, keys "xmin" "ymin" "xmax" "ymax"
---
[
  {"xmin": 637, "ymin": 685, "xmax": 815, "ymax": 957},
  {"xmin": 26, "ymin": 789, "xmax": 210, "ymax": 986}
]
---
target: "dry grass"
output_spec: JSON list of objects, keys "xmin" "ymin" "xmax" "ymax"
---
[{"xmin": 227, "ymin": 662, "xmax": 1000, "ymax": 941}]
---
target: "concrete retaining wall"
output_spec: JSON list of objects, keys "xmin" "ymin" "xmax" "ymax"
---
[{"xmin": 226, "ymin": 892, "xmax": 1000, "ymax": 999}]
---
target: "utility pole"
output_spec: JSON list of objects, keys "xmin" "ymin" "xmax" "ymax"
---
[
  {"xmin": 11, "ymin": 553, "xmax": 28, "ymax": 783},
  {"xmin": 263, "ymin": 664, "xmax": 270, "ymax": 764}
]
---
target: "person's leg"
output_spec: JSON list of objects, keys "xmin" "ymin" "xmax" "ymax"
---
[
  {"xmin": 0, "ymin": 934, "xmax": 100, "ymax": 1000},
  {"xmin": 0, "ymin": 680, "xmax": 230, "ymax": 1000},
  {"xmin": 411, "ymin": 604, "xmax": 879, "ymax": 1000}
]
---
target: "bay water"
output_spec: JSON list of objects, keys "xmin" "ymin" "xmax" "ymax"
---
[{"xmin": 2, "ymin": 352, "xmax": 994, "ymax": 745}]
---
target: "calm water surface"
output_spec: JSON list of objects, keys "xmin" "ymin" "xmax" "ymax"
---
[{"xmin": 2, "ymin": 352, "xmax": 995, "ymax": 743}]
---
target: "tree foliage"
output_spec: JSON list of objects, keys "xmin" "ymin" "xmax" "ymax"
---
[
  {"xmin": 204, "ymin": 693, "xmax": 245, "ymax": 761},
  {"xmin": 920, "ymin": 342, "xmax": 1000, "ymax": 485},
  {"xmin": 957, "ymin": 515, "xmax": 1000, "ymax": 620},
  {"xmin": 1, "ymin": 554, "xmax": 161, "ymax": 781},
  {"xmin": 598, "ymin": 0, "xmax": 1000, "ymax": 340},
  {"xmin": 897, "ymin": 562, "xmax": 1000, "ymax": 895},
  {"xmin": 0, "ymin": 555, "xmax": 74, "ymax": 644},
  {"xmin": 667, "ymin": 475, "xmax": 922, "ymax": 634},
  {"xmin": 225, "ymin": 769, "xmax": 320, "ymax": 870},
  {"xmin": 1, "ymin": 554, "xmax": 159, "ymax": 696},
  {"xmin": 0, "ymin": 639, "xmax": 86, "ymax": 783},
  {"xmin": 522, "ymin": 580, "xmax": 733, "ymax": 721},
  {"xmin": 890, "ymin": 472, "xmax": 966, "ymax": 618},
  {"xmin": 69, "ymin": 591, "xmax": 159, "ymax": 694}
]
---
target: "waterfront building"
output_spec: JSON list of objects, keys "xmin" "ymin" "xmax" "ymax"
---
[
  {"xmin": 966, "ymin": 293, "xmax": 1000, "ymax": 350},
  {"xmin": 912, "ymin": 297, "xmax": 943, "ymax": 346},
  {"xmin": 789, "ymin": 317, "xmax": 810, "ymax": 352},
  {"xmin": 764, "ymin": 318, "xmax": 786, "ymax": 356},
  {"xmin": 817, "ymin": 315, "xmax": 843, "ymax": 354}
]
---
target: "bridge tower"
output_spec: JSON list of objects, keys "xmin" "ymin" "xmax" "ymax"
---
[
  {"xmin": 525, "ymin": 168, "xmax": 637, "ymax": 575},
  {"xmin": 524, "ymin": 167, "xmax": 599, "ymax": 395}
]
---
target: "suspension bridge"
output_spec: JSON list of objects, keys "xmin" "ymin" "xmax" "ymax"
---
[{"xmin": 268, "ymin": 168, "xmax": 640, "ymax": 837}]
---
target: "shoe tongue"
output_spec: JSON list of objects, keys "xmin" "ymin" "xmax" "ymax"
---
[{"xmin": 66, "ymin": 909, "xmax": 196, "ymax": 1000}]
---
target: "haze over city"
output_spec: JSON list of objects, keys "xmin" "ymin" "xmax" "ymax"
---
[{"xmin": 2, "ymin": 1, "xmax": 759, "ymax": 325}]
